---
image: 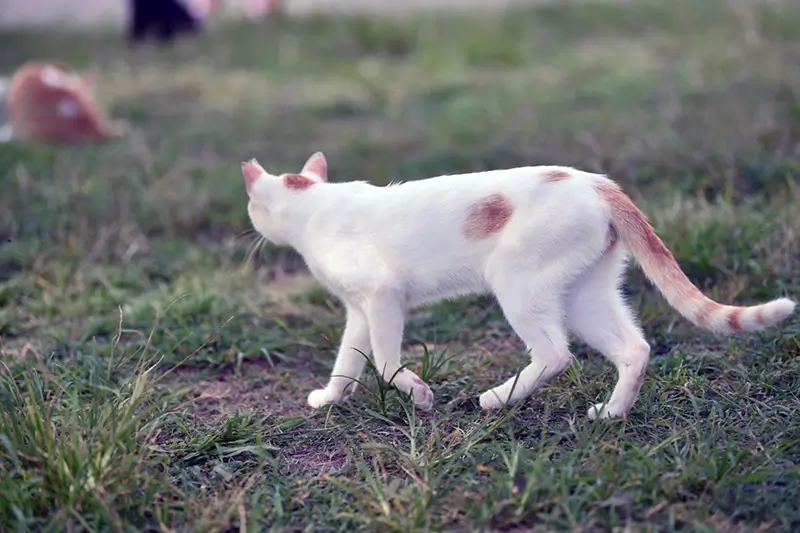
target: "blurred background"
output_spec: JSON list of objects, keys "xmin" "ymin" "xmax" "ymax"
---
[
  {"xmin": 1, "ymin": 1, "xmax": 799, "ymax": 530},
  {"xmin": 2, "ymin": 0, "xmax": 798, "ymax": 302}
]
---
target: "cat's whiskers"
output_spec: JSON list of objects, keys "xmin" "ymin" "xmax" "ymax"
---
[
  {"xmin": 255, "ymin": 235, "xmax": 269, "ymax": 265},
  {"xmin": 243, "ymin": 234, "xmax": 267, "ymax": 268},
  {"xmin": 238, "ymin": 232, "xmax": 258, "ymax": 267},
  {"xmin": 244, "ymin": 236, "xmax": 260, "ymax": 266},
  {"xmin": 233, "ymin": 228, "xmax": 256, "ymax": 244}
]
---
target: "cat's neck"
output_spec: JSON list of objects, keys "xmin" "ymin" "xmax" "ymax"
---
[{"xmin": 269, "ymin": 184, "xmax": 331, "ymax": 250}]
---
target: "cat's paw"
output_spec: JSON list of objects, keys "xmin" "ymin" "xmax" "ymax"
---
[
  {"xmin": 308, "ymin": 388, "xmax": 343, "ymax": 409},
  {"xmin": 587, "ymin": 402, "xmax": 625, "ymax": 420},
  {"xmin": 412, "ymin": 382, "xmax": 434, "ymax": 411},
  {"xmin": 479, "ymin": 390, "xmax": 507, "ymax": 411},
  {"xmin": 393, "ymin": 370, "xmax": 434, "ymax": 410}
]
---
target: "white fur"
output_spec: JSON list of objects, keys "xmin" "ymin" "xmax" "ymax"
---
[{"xmin": 243, "ymin": 155, "xmax": 792, "ymax": 420}]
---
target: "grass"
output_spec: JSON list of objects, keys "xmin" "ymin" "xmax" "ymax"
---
[{"xmin": 1, "ymin": 0, "xmax": 800, "ymax": 530}]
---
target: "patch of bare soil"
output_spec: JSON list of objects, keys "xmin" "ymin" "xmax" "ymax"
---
[
  {"xmin": 281, "ymin": 444, "xmax": 348, "ymax": 475},
  {"xmin": 172, "ymin": 359, "xmax": 317, "ymax": 421},
  {"xmin": 0, "ymin": 338, "xmax": 45, "ymax": 359}
]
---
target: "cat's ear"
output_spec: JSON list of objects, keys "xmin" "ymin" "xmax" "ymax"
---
[
  {"xmin": 241, "ymin": 158, "xmax": 265, "ymax": 194},
  {"xmin": 301, "ymin": 151, "xmax": 327, "ymax": 182}
]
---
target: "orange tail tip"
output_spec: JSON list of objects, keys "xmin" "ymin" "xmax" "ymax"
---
[{"xmin": 696, "ymin": 298, "xmax": 796, "ymax": 334}]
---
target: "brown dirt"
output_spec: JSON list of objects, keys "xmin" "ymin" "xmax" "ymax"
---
[{"xmin": 171, "ymin": 359, "xmax": 318, "ymax": 421}]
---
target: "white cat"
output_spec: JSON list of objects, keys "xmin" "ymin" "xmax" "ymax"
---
[{"xmin": 241, "ymin": 152, "xmax": 796, "ymax": 419}]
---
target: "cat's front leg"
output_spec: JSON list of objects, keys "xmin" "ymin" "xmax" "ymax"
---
[
  {"xmin": 365, "ymin": 291, "xmax": 434, "ymax": 410},
  {"xmin": 308, "ymin": 306, "xmax": 371, "ymax": 408}
]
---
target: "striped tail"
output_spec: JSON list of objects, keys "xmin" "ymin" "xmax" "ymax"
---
[{"xmin": 594, "ymin": 179, "xmax": 795, "ymax": 335}]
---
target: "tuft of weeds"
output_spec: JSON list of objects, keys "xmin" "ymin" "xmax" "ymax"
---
[{"xmin": 0, "ymin": 337, "xmax": 178, "ymax": 531}]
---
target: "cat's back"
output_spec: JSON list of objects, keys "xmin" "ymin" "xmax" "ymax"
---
[
  {"xmin": 347, "ymin": 165, "xmax": 609, "ymax": 252},
  {"xmin": 317, "ymin": 166, "xmax": 607, "ymax": 239},
  {"xmin": 378, "ymin": 165, "xmax": 602, "ymax": 209}
]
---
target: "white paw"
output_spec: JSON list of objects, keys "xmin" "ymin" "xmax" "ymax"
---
[
  {"xmin": 308, "ymin": 388, "xmax": 343, "ymax": 409},
  {"xmin": 479, "ymin": 389, "xmax": 507, "ymax": 411},
  {"xmin": 412, "ymin": 383, "xmax": 434, "ymax": 411},
  {"xmin": 394, "ymin": 370, "xmax": 434, "ymax": 410},
  {"xmin": 587, "ymin": 402, "xmax": 625, "ymax": 420}
]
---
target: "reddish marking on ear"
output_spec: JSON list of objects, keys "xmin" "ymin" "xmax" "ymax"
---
[
  {"xmin": 542, "ymin": 169, "xmax": 571, "ymax": 183},
  {"xmin": 241, "ymin": 161, "xmax": 261, "ymax": 193},
  {"xmin": 727, "ymin": 308, "xmax": 744, "ymax": 331},
  {"xmin": 284, "ymin": 173, "xmax": 316, "ymax": 190},
  {"xmin": 463, "ymin": 194, "xmax": 513, "ymax": 240},
  {"xmin": 301, "ymin": 151, "xmax": 328, "ymax": 182}
]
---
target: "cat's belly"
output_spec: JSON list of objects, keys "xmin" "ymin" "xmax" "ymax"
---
[
  {"xmin": 402, "ymin": 265, "xmax": 489, "ymax": 308},
  {"xmin": 300, "ymin": 234, "xmax": 492, "ymax": 308},
  {"xmin": 304, "ymin": 254, "xmax": 488, "ymax": 309}
]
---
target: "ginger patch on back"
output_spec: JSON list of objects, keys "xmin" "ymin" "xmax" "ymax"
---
[
  {"xmin": 463, "ymin": 194, "xmax": 513, "ymax": 240},
  {"xmin": 542, "ymin": 169, "xmax": 571, "ymax": 183}
]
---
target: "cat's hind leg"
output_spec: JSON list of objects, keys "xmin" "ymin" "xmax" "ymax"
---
[
  {"xmin": 308, "ymin": 306, "xmax": 371, "ymax": 408},
  {"xmin": 479, "ymin": 274, "xmax": 573, "ymax": 411},
  {"xmin": 566, "ymin": 247, "xmax": 651, "ymax": 420},
  {"xmin": 364, "ymin": 290, "xmax": 434, "ymax": 410}
]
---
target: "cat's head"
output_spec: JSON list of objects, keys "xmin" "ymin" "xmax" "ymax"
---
[{"xmin": 241, "ymin": 151, "xmax": 328, "ymax": 245}]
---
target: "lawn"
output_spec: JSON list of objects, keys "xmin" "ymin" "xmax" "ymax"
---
[{"xmin": 1, "ymin": 0, "xmax": 800, "ymax": 531}]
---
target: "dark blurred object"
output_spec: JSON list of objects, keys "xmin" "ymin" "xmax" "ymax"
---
[{"xmin": 127, "ymin": 0, "xmax": 202, "ymax": 44}]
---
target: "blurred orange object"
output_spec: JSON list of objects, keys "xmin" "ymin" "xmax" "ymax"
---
[{"xmin": 4, "ymin": 61, "xmax": 128, "ymax": 145}]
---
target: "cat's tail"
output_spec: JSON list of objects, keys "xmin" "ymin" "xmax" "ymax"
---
[{"xmin": 594, "ymin": 178, "xmax": 795, "ymax": 335}]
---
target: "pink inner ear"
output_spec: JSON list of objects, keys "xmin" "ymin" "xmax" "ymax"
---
[
  {"xmin": 301, "ymin": 152, "xmax": 327, "ymax": 182},
  {"xmin": 241, "ymin": 161, "xmax": 262, "ymax": 193}
]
